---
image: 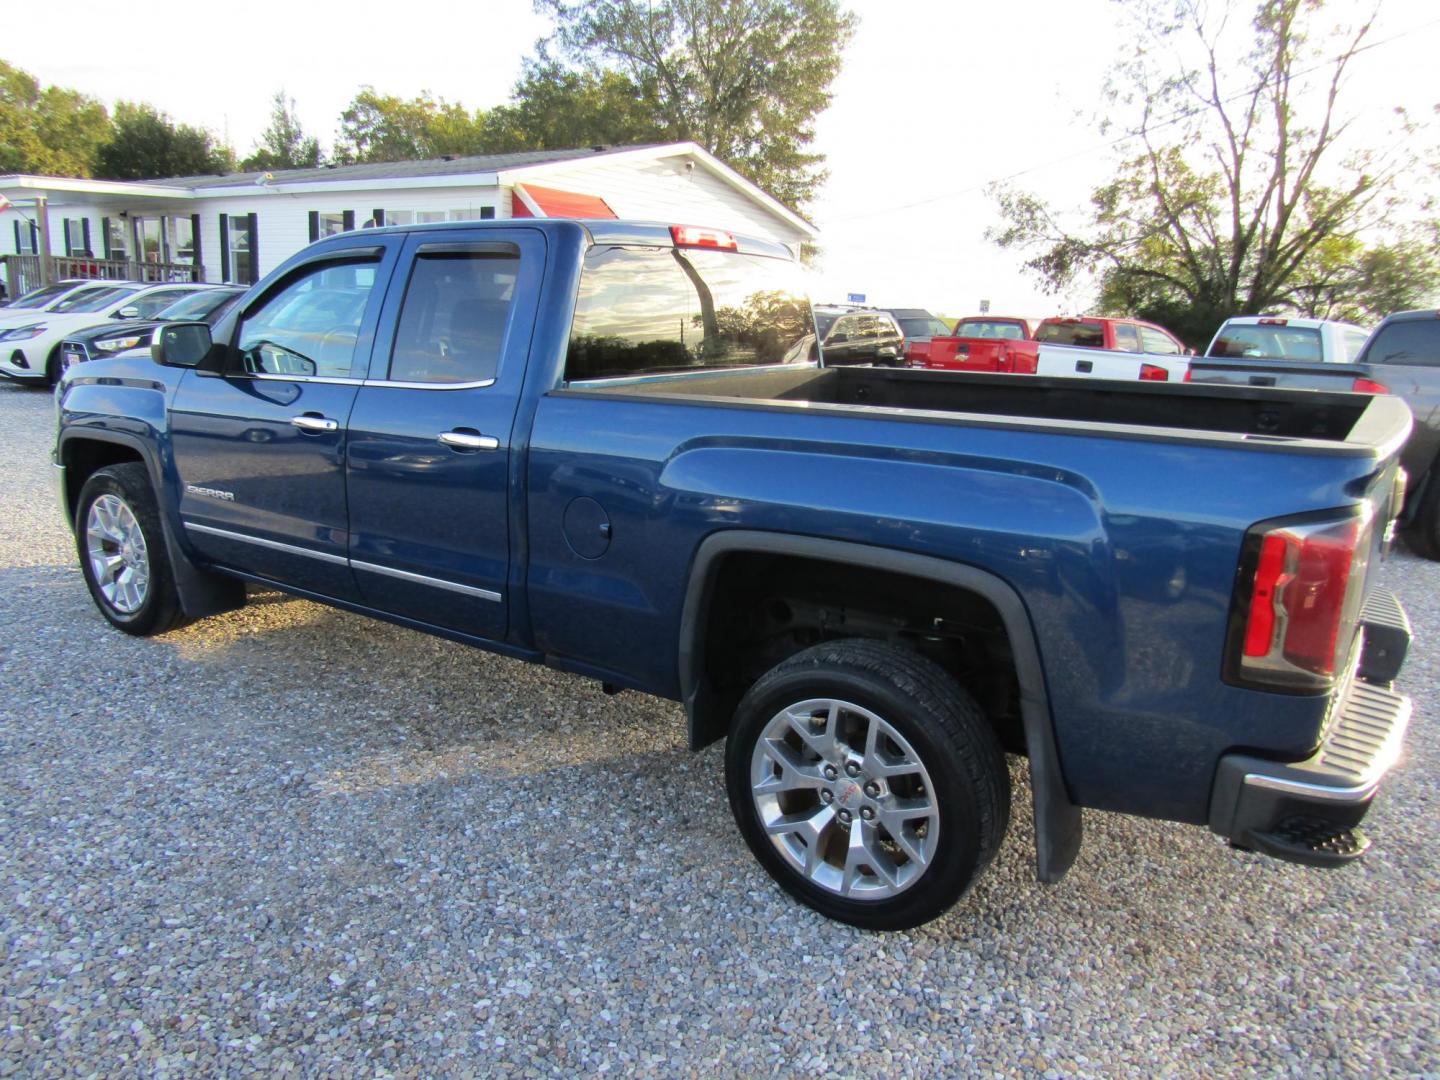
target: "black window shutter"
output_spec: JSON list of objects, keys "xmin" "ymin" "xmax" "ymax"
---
[
  {"xmin": 82, "ymin": 218, "xmax": 92, "ymax": 256},
  {"xmin": 246, "ymin": 213, "xmax": 259, "ymax": 283},
  {"xmin": 11, "ymin": 220, "xmax": 19, "ymax": 254},
  {"xmin": 101, "ymin": 217, "xmax": 112, "ymax": 259},
  {"xmin": 189, "ymin": 213, "xmax": 202, "ymax": 272},
  {"xmin": 372, "ymin": 208, "xmax": 385, "ymax": 227},
  {"xmin": 342, "ymin": 210, "xmax": 355, "ymax": 231},
  {"xmin": 29, "ymin": 222, "xmax": 39, "ymax": 254},
  {"xmin": 218, "ymin": 215, "xmax": 230, "ymax": 283},
  {"xmin": 308, "ymin": 211, "xmax": 319, "ymax": 243},
  {"xmin": 63, "ymin": 220, "xmax": 74, "ymax": 256},
  {"xmin": 480, "ymin": 206, "xmax": 495, "ymax": 220}
]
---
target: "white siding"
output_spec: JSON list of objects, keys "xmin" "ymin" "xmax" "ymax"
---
[{"xmin": 509, "ymin": 155, "xmax": 807, "ymax": 249}]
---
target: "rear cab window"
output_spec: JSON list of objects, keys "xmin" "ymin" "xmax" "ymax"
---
[
  {"xmin": 565, "ymin": 244, "xmax": 813, "ymax": 381},
  {"xmin": 955, "ymin": 319, "xmax": 1026, "ymax": 340},
  {"xmin": 1362, "ymin": 319, "xmax": 1440, "ymax": 367},
  {"xmin": 1210, "ymin": 324, "xmax": 1322, "ymax": 361},
  {"xmin": 1037, "ymin": 320, "xmax": 1105, "ymax": 348}
]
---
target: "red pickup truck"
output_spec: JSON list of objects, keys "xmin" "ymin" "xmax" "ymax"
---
[{"xmin": 915, "ymin": 315, "xmax": 1187, "ymax": 374}]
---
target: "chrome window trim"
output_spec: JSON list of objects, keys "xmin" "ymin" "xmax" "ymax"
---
[
  {"xmin": 184, "ymin": 522, "xmax": 350, "ymax": 565},
  {"xmin": 351, "ymin": 559, "xmax": 502, "ymax": 602},
  {"xmin": 361, "ymin": 377, "xmax": 497, "ymax": 390}
]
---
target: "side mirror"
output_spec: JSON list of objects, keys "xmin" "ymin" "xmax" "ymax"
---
[
  {"xmin": 116, "ymin": 306, "xmax": 140, "ymax": 319},
  {"xmin": 151, "ymin": 321, "xmax": 213, "ymax": 368}
]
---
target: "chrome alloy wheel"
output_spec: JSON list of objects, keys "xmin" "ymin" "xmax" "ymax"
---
[
  {"xmin": 86, "ymin": 493, "xmax": 151, "ymax": 614},
  {"xmin": 749, "ymin": 698, "xmax": 940, "ymax": 900}
]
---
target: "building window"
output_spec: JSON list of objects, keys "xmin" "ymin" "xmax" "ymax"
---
[
  {"xmin": 227, "ymin": 215, "xmax": 254, "ymax": 283},
  {"xmin": 105, "ymin": 219, "xmax": 128, "ymax": 260},
  {"xmin": 134, "ymin": 217, "xmax": 164, "ymax": 264},
  {"xmin": 382, "ymin": 210, "xmax": 415, "ymax": 226},
  {"xmin": 168, "ymin": 216, "xmax": 196, "ymax": 263},
  {"xmin": 447, "ymin": 207, "xmax": 496, "ymax": 221},
  {"xmin": 414, "ymin": 210, "xmax": 447, "ymax": 224},
  {"xmin": 319, "ymin": 212, "xmax": 346, "ymax": 238}
]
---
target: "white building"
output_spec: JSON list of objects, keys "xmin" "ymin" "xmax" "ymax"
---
[{"xmin": 0, "ymin": 142, "xmax": 816, "ymax": 294}]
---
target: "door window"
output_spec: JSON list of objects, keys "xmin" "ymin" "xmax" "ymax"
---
[
  {"xmin": 1113, "ymin": 324, "xmax": 1141, "ymax": 352},
  {"xmin": 387, "ymin": 250, "xmax": 520, "ymax": 384},
  {"xmin": 236, "ymin": 260, "xmax": 378, "ymax": 378},
  {"xmin": 1139, "ymin": 326, "xmax": 1181, "ymax": 355},
  {"xmin": 125, "ymin": 287, "xmax": 201, "ymax": 318}
]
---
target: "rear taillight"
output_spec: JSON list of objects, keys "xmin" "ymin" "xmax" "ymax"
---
[
  {"xmin": 1352, "ymin": 377, "xmax": 1389, "ymax": 394},
  {"xmin": 1182, "ymin": 368, "xmax": 1193, "ymax": 382},
  {"xmin": 1138, "ymin": 363, "xmax": 1169, "ymax": 381},
  {"xmin": 1229, "ymin": 511, "xmax": 1372, "ymax": 692}
]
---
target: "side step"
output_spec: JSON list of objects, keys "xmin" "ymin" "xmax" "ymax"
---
[
  {"xmin": 1358, "ymin": 586, "xmax": 1410, "ymax": 686},
  {"xmin": 1245, "ymin": 816, "xmax": 1372, "ymax": 868}
]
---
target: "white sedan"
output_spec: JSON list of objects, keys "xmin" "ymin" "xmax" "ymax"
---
[{"xmin": 0, "ymin": 283, "xmax": 218, "ymax": 386}]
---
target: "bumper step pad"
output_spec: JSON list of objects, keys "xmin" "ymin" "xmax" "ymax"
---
[{"xmin": 1210, "ymin": 677, "xmax": 1410, "ymax": 867}]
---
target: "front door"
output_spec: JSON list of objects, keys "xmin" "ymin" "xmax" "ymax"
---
[
  {"xmin": 345, "ymin": 228, "xmax": 546, "ymax": 640},
  {"xmin": 171, "ymin": 245, "xmax": 396, "ymax": 599}
]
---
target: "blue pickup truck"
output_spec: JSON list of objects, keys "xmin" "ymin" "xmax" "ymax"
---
[{"xmin": 54, "ymin": 220, "xmax": 1415, "ymax": 929}]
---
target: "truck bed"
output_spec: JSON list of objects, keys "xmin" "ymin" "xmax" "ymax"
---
[{"xmin": 568, "ymin": 365, "xmax": 1404, "ymax": 452}]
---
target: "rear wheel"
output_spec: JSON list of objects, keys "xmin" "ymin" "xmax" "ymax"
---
[
  {"xmin": 725, "ymin": 639, "xmax": 1010, "ymax": 930},
  {"xmin": 1401, "ymin": 469, "xmax": 1440, "ymax": 561},
  {"xmin": 75, "ymin": 463, "xmax": 185, "ymax": 635}
]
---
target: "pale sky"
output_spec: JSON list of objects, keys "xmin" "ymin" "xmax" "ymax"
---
[{"xmin": 12, "ymin": 0, "xmax": 1439, "ymax": 317}]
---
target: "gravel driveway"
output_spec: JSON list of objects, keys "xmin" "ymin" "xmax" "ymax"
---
[{"xmin": 1, "ymin": 382, "xmax": 1436, "ymax": 1077}]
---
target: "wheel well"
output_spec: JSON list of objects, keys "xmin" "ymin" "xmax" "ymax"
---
[
  {"xmin": 694, "ymin": 552, "xmax": 1024, "ymax": 753},
  {"xmin": 61, "ymin": 440, "xmax": 146, "ymax": 520}
]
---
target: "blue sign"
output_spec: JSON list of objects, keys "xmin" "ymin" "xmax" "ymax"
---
[{"xmin": 847, "ymin": 293, "xmax": 866, "ymax": 303}]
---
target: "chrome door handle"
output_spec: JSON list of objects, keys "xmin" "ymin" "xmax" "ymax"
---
[
  {"xmin": 291, "ymin": 415, "xmax": 339, "ymax": 433},
  {"xmin": 438, "ymin": 430, "xmax": 499, "ymax": 451}
]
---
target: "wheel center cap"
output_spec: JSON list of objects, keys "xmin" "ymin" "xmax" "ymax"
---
[{"xmin": 835, "ymin": 780, "xmax": 864, "ymax": 809}]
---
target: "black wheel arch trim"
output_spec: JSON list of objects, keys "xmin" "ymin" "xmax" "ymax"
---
[
  {"xmin": 57, "ymin": 428, "xmax": 245, "ymax": 621},
  {"xmin": 677, "ymin": 529, "xmax": 1082, "ymax": 883}
]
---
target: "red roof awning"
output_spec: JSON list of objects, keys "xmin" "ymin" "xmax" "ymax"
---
[{"xmin": 510, "ymin": 183, "xmax": 617, "ymax": 220}]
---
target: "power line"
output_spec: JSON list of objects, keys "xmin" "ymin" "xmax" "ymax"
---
[{"xmin": 818, "ymin": 15, "xmax": 1440, "ymax": 227}]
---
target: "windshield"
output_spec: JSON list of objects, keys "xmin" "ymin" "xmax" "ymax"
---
[
  {"xmin": 54, "ymin": 286, "xmax": 139, "ymax": 314},
  {"xmin": 10, "ymin": 283, "xmax": 75, "ymax": 308},
  {"xmin": 898, "ymin": 317, "xmax": 949, "ymax": 338},
  {"xmin": 955, "ymin": 319, "xmax": 1027, "ymax": 340},
  {"xmin": 157, "ymin": 289, "xmax": 242, "ymax": 322},
  {"xmin": 1209, "ymin": 324, "xmax": 1322, "ymax": 362},
  {"xmin": 566, "ymin": 245, "xmax": 814, "ymax": 380}
]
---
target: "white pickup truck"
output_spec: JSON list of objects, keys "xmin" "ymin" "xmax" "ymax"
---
[{"xmin": 1204, "ymin": 316, "xmax": 1372, "ymax": 365}]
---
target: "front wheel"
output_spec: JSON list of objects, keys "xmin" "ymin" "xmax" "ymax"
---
[
  {"xmin": 725, "ymin": 639, "xmax": 1010, "ymax": 930},
  {"xmin": 75, "ymin": 463, "xmax": 185, "ymax": 635}
]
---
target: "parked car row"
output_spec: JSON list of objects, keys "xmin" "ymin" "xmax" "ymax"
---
[{"xmin": 0, "ymin": 280, "xmax": 244, "ymax": 385}]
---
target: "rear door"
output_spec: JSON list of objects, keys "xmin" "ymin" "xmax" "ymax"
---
[
  {"xmin": 344, "ymin": 227, "xmax": 546, "ymax": 640},
  {"xmin": 170, "ymin": 241, "xmax": 399, "ymax": 598}
]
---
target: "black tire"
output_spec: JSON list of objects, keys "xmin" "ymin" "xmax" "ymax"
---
[
  {"xmin": 45, "ymin": 344, "xmax": 63, "ymax": 388},
  {"xmin": 725, "ymin": 639, "xmax": 1010, "ymax": 930},
  {"xmin": 1401, "ymin": 470, "xmax": 1440, "ymax": 561},
  {"xmin": 75, "ymin": 463, "xmax": 186, "ymax": 636}
]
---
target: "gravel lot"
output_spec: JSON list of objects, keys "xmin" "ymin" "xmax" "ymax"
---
[{"xmin": 0, "ymin": 381, "xmax": 1436, "ymax": 1078}]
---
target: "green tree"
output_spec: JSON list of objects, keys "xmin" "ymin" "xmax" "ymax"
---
[
  {"xmin": 989, "ymin": 0, "xmax": 1440, "ymax": 345},
  {"xmin": 0, "ymin": 60, "xmax": 109, "ymax": 177},
  {"xmin": 333, "ymin": 88, "xmax": 486, "ymax": 163},
  {"xmin": 479, "ymin": 57, "xmax": 669, "ymax": 152},
  {"xmin": 242, "ymin": 90, "xmax": 322, "ymax": 171},
  {"xmin": 537, "ymin": 0, "xmax": 856, "ymax": 209},
  {"xmin": 94, "ymin": 102, "xmax": 235, "ymax": 180}
]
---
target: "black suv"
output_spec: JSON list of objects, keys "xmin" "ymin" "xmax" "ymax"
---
[{"xmin": 813, "ymin": 306, "xmax": 905, "ymax": 367}]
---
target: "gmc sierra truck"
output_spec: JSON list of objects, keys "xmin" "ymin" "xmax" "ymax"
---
[{"xmin": 54, "ymin": 220, "xmax": 1415, "ymax": 930}]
